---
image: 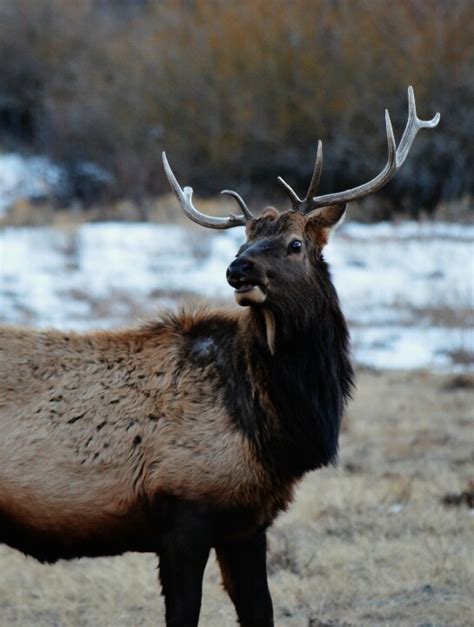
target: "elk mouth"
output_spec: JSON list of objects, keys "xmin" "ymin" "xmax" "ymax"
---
[
  {"xmin": 233, "ymin": 280, "xmax": 267, "ymax": 306},
  {"xmin": 234, "ymin": 283, "xmax": 257, "ymax": 293}
]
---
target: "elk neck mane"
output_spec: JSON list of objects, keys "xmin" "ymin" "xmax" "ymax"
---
[{"xmin": 238, "ymin": 257, "xmax": 353, "ymax": 483}]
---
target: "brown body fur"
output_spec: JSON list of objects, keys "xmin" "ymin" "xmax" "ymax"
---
[{"xmin": 0, "ymin": 311, "xmax": 289, "ymax": 561}]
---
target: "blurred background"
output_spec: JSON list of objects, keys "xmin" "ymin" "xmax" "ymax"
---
[
  {"xmin": 0, "ymin": 0, "xmax": 472, "ymax": 367},
  {"xmin": 0, "ymin": 0, "xmax": 473, "ymax": 215},
  {"xmin": 0, "ymin": 3, "xmax": 473, "ymax": 625}
]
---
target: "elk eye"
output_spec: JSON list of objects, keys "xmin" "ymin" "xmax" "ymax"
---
[{"xmin": 288, "ymin": 239, "xmax": 302, "ymax": 253}]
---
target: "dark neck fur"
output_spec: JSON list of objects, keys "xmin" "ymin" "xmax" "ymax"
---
[{"xmin": 225, "ymin": 262, "xmax": 354, "ymax": 483}]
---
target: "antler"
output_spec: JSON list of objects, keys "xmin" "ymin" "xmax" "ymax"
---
[
  {"xmin": 162, "ymin": 152, "xmax": 254, "ymax": 229},
  {"xmin": 278, "ymin": 86, "xmax": 440, "ymax": 215}
]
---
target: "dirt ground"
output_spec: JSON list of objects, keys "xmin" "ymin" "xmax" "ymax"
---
[{"xmin": 0, "ymin": 369, "xmax": 472, "ymax": 627}]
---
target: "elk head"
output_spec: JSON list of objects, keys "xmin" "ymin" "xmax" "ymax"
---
[{"xmin": 163, "ymin": 87, "xmax": 439, "ymax": 311}]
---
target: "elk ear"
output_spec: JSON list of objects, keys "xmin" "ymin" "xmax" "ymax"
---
[
  {"xmin": 305, "ymin": 203, "xmax": 347, "ymax": 248},
  {"xmin": 261, "ymin": 206, "xmax": 280, "ymax": 220},
  {"xmin": 308, "ymin": 203, "xmax": 347, "ymax": 231}
]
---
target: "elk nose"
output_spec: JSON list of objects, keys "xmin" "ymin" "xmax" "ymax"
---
[{"xmin": 226, "ymin": 257, "xmax": 254, "ymax": 286}]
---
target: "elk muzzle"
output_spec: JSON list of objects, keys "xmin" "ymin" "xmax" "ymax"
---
[{"xmin": 226, "ymin": 257, "xmax": 267, "ymax": 306}]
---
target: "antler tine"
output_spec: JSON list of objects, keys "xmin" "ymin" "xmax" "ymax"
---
[
  {"xmin": 305, "ymin": 140, "xmax": 324, "ymax": 203},
  {"xmin": 277, "ymin": 140, "xmax": 324, "ymax": 212},
  {"xmin": 162, "ymin": 152, "xmax": 249, "ymax": 229},
  {"xmin": 277, "ymin": 176, "xmax": 303, "ymax": 211},
  {"xmin": 282, "ymin": 87, "xmax": 440, "ymax": 215},
  {"xmin": 221, "ymin": 190, "xmax": 254, "ymax": 220},
  {"xmin": 396, "ymin": 85, "xmax": 441, "ymax": 168}
]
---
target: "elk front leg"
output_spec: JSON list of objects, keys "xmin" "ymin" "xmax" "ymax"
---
[
  {"xmin": 216, "ymin": 528, "xmax": 274, "ymax": 627},
  {"xmin": 157, "ymin": 499, "xmax": 215, "ymax": 627}
]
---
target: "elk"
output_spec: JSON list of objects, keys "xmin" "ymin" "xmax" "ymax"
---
[{"xmin": 0, "ymin": 88, "xmax": 438, "ymax": 626}]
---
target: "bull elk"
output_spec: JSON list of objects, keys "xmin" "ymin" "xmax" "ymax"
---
[{"xmin": 0, "ymin": 87, "xmax": 439, "ymax": 626}]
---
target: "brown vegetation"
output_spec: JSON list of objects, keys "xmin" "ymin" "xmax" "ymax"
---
[{"xmin": 0, "ymin": 0, "xmax": 472, "ymax": 216}]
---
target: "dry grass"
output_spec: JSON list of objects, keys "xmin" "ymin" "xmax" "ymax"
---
[
  {"xmin": 0, "ymin": 194, "xmax": 245, "ymax": 229},
  {"xmin": 0, "ymin": 370, "xmax": 473, "ymax": 626}
]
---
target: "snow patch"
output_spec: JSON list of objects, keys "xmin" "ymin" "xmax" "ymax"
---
[{"xmin": 0, "ymin": 221, "xmax": 472, "ymax": 371}]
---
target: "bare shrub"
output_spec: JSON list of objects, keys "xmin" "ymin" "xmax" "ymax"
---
[{"xmin": 0, "ymin": 0, "xmax": 472, "ymax": 216}]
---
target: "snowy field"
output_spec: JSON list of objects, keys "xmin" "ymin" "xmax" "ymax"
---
[{"xmin": 1, "ymin": 220, "xmax": 472, "ymax": 371}]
